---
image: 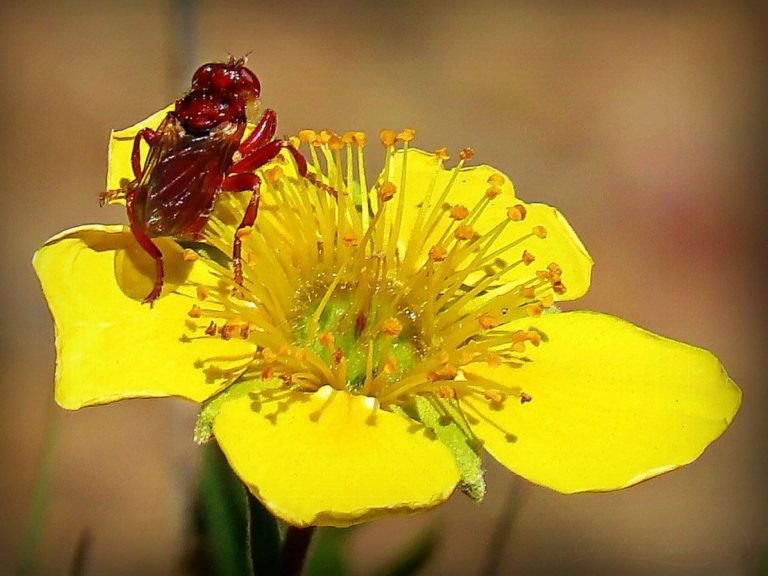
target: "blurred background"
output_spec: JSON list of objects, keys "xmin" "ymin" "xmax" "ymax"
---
[{"xmin": 1, "ymin": 1, "xmax": 766, "ymax": 574}]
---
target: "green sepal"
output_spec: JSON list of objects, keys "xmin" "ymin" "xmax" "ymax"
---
[
  {"xmin": 408, "ymin": 394, "xmax": 486, "ymax": 501},
  {"xmin": 194, "ymin": 377, "xmax": 281, "ymax": 444}
]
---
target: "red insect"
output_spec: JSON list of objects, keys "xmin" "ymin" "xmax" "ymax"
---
[{"xmin": 115, "ymin": 56, "xmax": 308, "ymax": 305}]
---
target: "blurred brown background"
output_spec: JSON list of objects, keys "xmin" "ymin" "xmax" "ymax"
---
[{"xmin": 2, "ymin": 1, "xmax": 765, "ymax": 574}]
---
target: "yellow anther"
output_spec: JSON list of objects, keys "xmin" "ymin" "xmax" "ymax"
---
[
  {"xmin": 438, "ymin": 385, "xmax": 456, "ymax": 400},
  {"xmin": 486, "ymin": 352, "xmax": 502, "ymax": 367},
  {"xmin": 384, "ymin": 356, "xmax": 398, "ymax": 374},
  {"xmin": 265, "ymin": 165, "xmax": 284, "ymax": 184},
  {"xmin": 507, "ymin": 204, "xmax": 527, "ymax": 221},
  {"xmin": 511, "ymin": 340, "xmax": 526, "ymax": 353},
  {"xmin": 522, "ymin": 250, "xmax": 536, "ymax": 266},
  {"xmin": 428, "ymin": 365, "xmax": 458, "ymax": 382},
  {"xmin": 459, "ymin": 147, "xmax": 475, "ymax": 161},
  {"xmin": 450, "ymin": 205, "xmax": 470, "ymax": 220},
  {"xmin": 380, "ymin": 129, "xmax": 397, "ymax": 147},
  {"xmin": 520, "ymin": 287, "xmax": 536, "ymax": 299},
  {"xmin": 236, "ymin": 226, "xmax": 253, "ymax": 239},
  {"xmin": 262, "ymin": 347, "xmax": 277, "ymax": 364},
  {"xmin": 318, "ymin": 130, "xmax": 333, "ymax": 144},
  {"xmin": 532, "ymin": 225, "xmax": 547, "ymax": 238},
  {"xmin": 196, "ymin": 285, "xmax": 209, "ymax": 301},
  {"xmin": 547, "ymin": 262, "xmax": 563, "ymax": 277},
  {"xmin": 460, "ymin": 351, "xmax": 477, "ymax": 365},
  {"xmin": 347, "ymin": 131, "xmax": 366, "ymax": 146},
  {"xmin": 379, "ymin": 182, "xmax": 397, "ymax": 202},
  {"xmin": 541, "ymin": 294, "xmax": 555, "ymax": 308},
  {"xmin": 342, "ymin": 234, "xmax": 360, "ymax": 247},
  {"xmin": 478, "ymin": 313, "xmax": 499, "ymax": 330},
  {"xmin": 434, "ymin": 147, "xmax": 449, "ymax": 160},
  {"xmin": 487, "ymin": 173, "xmax": 505, "ymax": 186},
  {"xmin": 298, "ymin": 129, "xmax": 317, "ymax": 143},
  {"xmin": 454, "ymin": 224, "xmax": 475, "ymax": 241},
  {"xmin": 381, "ymin": 317, "xmax": 403, "ymax": 337},
  {"xmin": 527, "ymin": 330, "xmax": 542, "ymax": 346},
  {"xmin": 319, "ymin": 331, "xmax": 335, "ymax": 347},
  {"xmin": 428, "ymin": 245, "xmax": 448, "ymax": 262},
  {"xmin": 187, "ymin": 304, "xmax": 201, "ymax": 318},
  {"xmin": 526, "ymin": 304, "xmax": 544, "ymax": 318},
  {"xmin": 327, "ymin": 133, "xmax": 344, "ymax": 150},
  {"xmin": 397, "ymin": 128, "xmax": 416, "ymax": 142},
  {"xmin": 288, "ymin": 135, "xmax": 301, "ymax": 149},
  {"xmin": 536, "ymin": 270, "xmax": 552, "ymax": 282},
  {"xmin": 182, "ymin": 249, "xmax": 199, "ymax": 262},
  {"xmin": 485, "ymin": 186, "xmax": 502, "ymax": 200},
  {"xmin": 484, "ymin": 390, "xmax": 504, "ymax": 404}
]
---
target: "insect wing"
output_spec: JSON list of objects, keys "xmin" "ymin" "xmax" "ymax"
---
[{"xmin": 138, "ymin": 115, "xmax": 244, "ymax": 236}]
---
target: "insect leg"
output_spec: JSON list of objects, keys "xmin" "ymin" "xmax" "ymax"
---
[
  {"xmin": 126, "ymin": 190, "xmax": 164, "ymax": 306},
  {"xmin": 131, "ymin": 128, "xmax": 158, "ymax": 180},
  {"xmin": 230, "ymin": 139, "xmax": 308, "ymax": 177},
  {"xmin": 237, "ymin": 109, "xmax": 277, "ymax": 157},
  {"xmin": 221, "ymin": 173, "xmax": 261, "ymax": 286}
]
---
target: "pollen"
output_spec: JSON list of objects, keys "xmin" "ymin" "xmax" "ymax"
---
[
  {"xmin": 450, "ymin": 205, "xmax": 470, "ymax": 220},
  {"xmin": 487, "ymin": 173, "xmax": 505, "ymax": 186},
  {"xmin": 454, "ymin": 224, "xmax": 475, "ymax": 240},
  {"xmin": 484, "ymin": 390, "xmax": 505, "ymax": 404},
  {"xmin": 459, "ymin": 148, "xmax": 475, "ymax": 161},
  {"xmin": 522, "ymin": 250, "xmax": 536, "ymax": 265},
  {"xmin": 434, "ymin": 147, "xmax": 449, "ymax": 160},
  {"xmin": 438, "ymin": 385, "xmax": 456, "ymax": 399},
  {"xmin": 380, "ymin": 130, "xmax": 397, "ymax": 147},
  {"xmin": 485, "ymin": 186, "xmax": 502, "ymax": 200},
  {"xmin": 428, "ymin": 245, "xmax": 448, "ymax": 262},
  {"xmin": 196, "ymin": 285, "xmax": 209, "ymax": 301},
  {"xmin": 298, "ymin": 129, "xmax": 317, "ymax": 144},
  {"xmin": 384, "ymin": 356, "xmax": 398, "ymax": 374},
  {"xmin": 381, "ymin": 318, "xmax": 403, "ymax": 337},
  {"xmin": 319, "ymin": 332, "xmax": 335, "ymax": 347},
  {"xmin": 397, "ymin": 128, "xmax": 416, "ymax": 142},
  {"xmin": 379, "ymin": 182, "xmax": 397, "ymax": 202},
  {"xmin": 342, "ymin": 234, "xmax": 360, "ymax": 247},
  {"xmin": 526, "ymin": 304, "xmax": 544, "ymax": 318},
  {"xmin": 507, "ymin": 204, "xmax": 527, "ymax": 221},
  {"xmin": 532, "ymin": 225, "xmax": 547, "ymax": 238},
  {"xmin": 187, "ymin": 304, "xmax": 202, "ymax": 318},
  {"xmin": 182, "ymin": 249, "xmax": 199, "ymax": 262},
  {"xmin": 478, "ymin": 313, "xmax": 499, "ymax": 330}
]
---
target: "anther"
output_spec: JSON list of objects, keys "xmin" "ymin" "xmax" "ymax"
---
[
  {"xmin": 520, "ymin": 392, "xmax": 533, "ymax": 404},
  {"xmin": 380, "ymin": 130, "xmax": 397, "ymax": 147},
  {"xmin": 397, "ymin": 128, "xmax": 416, "ymax": 142},
  {"xmin": 532, "ymin": 225, "xmax": 547, "ymax": 238},
  {"xmin": 553, "ymin": 281, "xmax": 567, "ymax": 295},
  {"xmin": 434, "ymin": 147, "xmax": 449, "ymax": 160},
  {"xmin": 265, "ymin": 166, "xmax": 284, "ymax": 184},
  {"xmin": 520, "ymin": 287, "xmax": 536, "ymax": 299},
  {"xmin": 205, "ymin": 321, "xmax": 217, "ymax": 336},
  {"xmin": 182, "ymin": 249, "xmax": 199, "ymax": 262},
  {"xmin": 454, "ymin": 224, "xmax": 475, "ymax": 241},
  {"xmin": 240, "ymin": 325, "xmax": 251, "ymax": 339},
  {"xmin": 478, "ymin": 313, "xmax": 499, "ymax": 330},
  {"xmin": 355, "ymin": 312, "xmax": 367, "ymax": 337},
  {"xmin": 262, "ymin": 347, "xmax": 277, "ymax": 364},
  {"xmin": 288, "ymin": 136, "xmax": 301, "ymax": 149},
  {"xmin": 381, "ymin": 318, "xmax": 403, "ymax": 337},
  {"xmin": 331, "ymin": 347, "xmax": 344, "ymax": 365},
  {"xmin": 438, "ymin": 385, "xmax": 456, "ymax": 399},
  {"xmin": 485, "ymin": 186, "xmax": 502, "ymax": 200},
  {"xmin": 437, "ymin": 350, "xmax": 451, "ymax": 365},
  {"xmin": 298, "ymin": 129, "xmax": 317, "ymax": 144},
  {"xmin": 196, "ymin": 285, "xmax": 209, "ymax": 301},
  {"xmin": 522, "ymin": 250, "xmax": 536, "ymax": 265},
  {"xmin": 541, "ymin": 295, "xmax": 555, "ymax": 308},
  {"xmin": 342, "ymin": 234, "xmax": 360, "ymax": 248},
  {"xmin": 318, "ymin": 130, "xmax": 333, "ymax": 145},
  {"xmin": 486, "ymin": 352, "xmax": 502, "ymax": 367},
  {"xmin": 460, "ymin": 351, "xmax": 477, "ymax": 365},
  {"xmin": 484, "ymin": 390, "xmax": 505, "ymax": 404},
  {"xmin": 506, "ymin": 204, "xmax": 527, "ymax": 221},
  {"xmin": 450, "ymin": 205, "xmax": 470, "ymax": 220},
  {"xmin": 459, "ymin": 148, "xmax": 475, "ymax": 161},
  {"xmin": 327, "ymin": 133, "xmax": 344, "ymax": 150},
  {"xmin": 428, "ymin": 245, "xmax": 448, "ymax": 262},
  {"xmin": 379, "ymin": 182, "xmax": 397, "ymax": 202},
  {"xmin": 526, "ymin": 304, "xmax": 544, "ymax": 318},
  {"xmin": 188, "ymin": 305, "xmax": 202, "ymax": 318},
  {"xmin": 319, "ymin": 331, "xmax": 335, "ymax": 347},
  {"xmin": 488, "ymin": 173, "xmax": 505, "ymax": 186},
  {"xmin": 220, "ymin": 323, "xmax": 236, "ymax": 341},
  {"xmin": 384, "ymin": 356, "xmax": 398, "ymax": 374}
]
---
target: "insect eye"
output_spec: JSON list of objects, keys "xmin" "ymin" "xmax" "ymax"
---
[{"xmin": 191, "ymin": 63, "xmax": 217, "ymax": 90}]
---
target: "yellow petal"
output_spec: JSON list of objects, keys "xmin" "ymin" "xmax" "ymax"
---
[
  {"xmin": 107, "ymin": 106, "xmax": 174, "ymax": 192},
  {"xmin": 384, "ymin": 149, "xmax": 592, "ymax": 300},
  {"xmin": 214, "ymin": 385, "xmax": 459, "ymax": 527},
  {"xmin": 33, "ymin": 225, "xmax": 256, "ymax": 409},
  {"xmin": 462, "ymin": 311, "xmax": 740, "ymax": 493}
]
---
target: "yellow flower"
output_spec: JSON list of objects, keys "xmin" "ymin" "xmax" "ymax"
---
[{"xmin": 33, "ymin": 111, "xmax": 741, "ymax": 528}]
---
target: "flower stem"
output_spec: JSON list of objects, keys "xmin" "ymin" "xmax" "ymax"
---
[{"xmin": 279, "ymin": 526, "xmax": 316, "ymax": 576}]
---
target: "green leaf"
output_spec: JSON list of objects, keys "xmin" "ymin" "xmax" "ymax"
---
[
  {"xmin": 374, "ymin": 526, "xmax": 440, "ymax": 576},
  {"xmin": 305, "ymin": 528, "xmax": 352, "ymax": 576},
  {"xmin": 411, "ymin": 395, "xmax": 486, "ymax": 501}
]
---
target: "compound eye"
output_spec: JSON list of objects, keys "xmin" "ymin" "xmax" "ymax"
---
[{"xmin": 237, "ymin": 66, "xmax": 261, "ymax": 97}]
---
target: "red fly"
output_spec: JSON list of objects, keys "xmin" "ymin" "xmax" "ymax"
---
[{"xmin": 109, "ymin": 56, "xmax": 308, "ymax": 305}]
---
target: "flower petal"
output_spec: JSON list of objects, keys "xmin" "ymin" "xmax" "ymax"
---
[
  {"xmin": 385, "ymin": 149, "xmax": 592, "ymax": 300},
  {"xmin": 33, "ymin": 225, "xmax": 256, "ymax": 409},
  {"xmin": 214, "ymin": 386, "xmax": 459, "ymax": 527},
  {"xmin": 107, "ymin": 106, "xmax": 173, "ymax": 192},
  {"xmin": 462, "ymin": 311, "xmax": 740, "ymax": 493}
]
